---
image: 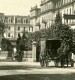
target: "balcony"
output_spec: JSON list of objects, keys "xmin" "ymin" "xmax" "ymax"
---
[
  {"xmin": 55, "ymin": 1, "xmax": 74, "ymax": 10},
  {"xmin": 40, "ymin": 8, "xmax": 54, "ymax": 15}
]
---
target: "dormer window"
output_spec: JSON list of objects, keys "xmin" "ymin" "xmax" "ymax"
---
[
  {"xmin": 26, "ymin": 19, "xmax": 28, "ymax": 23},
  {"xmin": 8, "ymin": 33, "xmax": 10, "ymax": 37},
  {"xmin": 17, "ymin": 18, "xmax": 21, "ymax": 23},
  {"xmin": 8, "ymin": 18, "xmax": 11, "ymax": 23},
  {"xmin": 18, "ymin": 26, "xmax": 20, "ymax": 31},
  {"xmin": 9, "ymin": 26, "xmax": 10, "ymax": 30},
  {"xmin": 23, "ymin": 19, "xmax": 26, "ymax": 23}
]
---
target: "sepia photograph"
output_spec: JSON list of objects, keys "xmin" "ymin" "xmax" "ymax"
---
[{"xmin": 0, "ymin": 0, "xmax": 75, "ymax": 80}]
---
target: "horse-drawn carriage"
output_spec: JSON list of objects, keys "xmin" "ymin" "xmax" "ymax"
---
[{"xmin": 40, "ymin": 39, "xmax": 75, "ymax": 67}]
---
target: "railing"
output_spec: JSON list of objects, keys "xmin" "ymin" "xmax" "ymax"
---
[{"xmin": 24, "ymin": 51, "xmax": 32, "ymax": 58}]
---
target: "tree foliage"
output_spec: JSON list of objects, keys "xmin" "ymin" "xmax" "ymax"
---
[
  {"xmin": 51, "ymin": 11, "xmax": 73, "ymax": 47},
  {"xmin": 16, "ymin": 32, "xmax": 32, "ymax": 51},
  {"xmin": 0, "ymin": 21, "xmax": 5, "ymax": 34},
  {"xmin": 1, "ymin": 38, "xmax": 13, "ymax": 51},
  {"xmin": 22, "ymin": 32, "xmax": 32, "ymax": 50},
  {"xmin": 15, "ymin": 11, "xmax": 73, "ymax": 51},
  {"xmin": 32, "ymin": 11, "xmax": 73, "ymax": 48},
  {"xmin": 31, "ymin": 28, "xmax": 52, "ymax": 42}
]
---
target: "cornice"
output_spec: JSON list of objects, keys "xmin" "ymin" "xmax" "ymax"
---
[
  {"xmin": 30, "ymin": 16, "xmax": 37, "ymax": 19},
  {"xmin": 40, "ymin": 0, "xmax": 51, "ymax": 6},
  {"xmin": 30, "ymin": 8, "xmax": 40, "ymax": 12},
  {"xmin": 40, "ymin": 9, "xmax": 55, "ymax": 15},
  {"xmin": 55, "ymin": 1, "xmax": 74, "ymax": 10}
]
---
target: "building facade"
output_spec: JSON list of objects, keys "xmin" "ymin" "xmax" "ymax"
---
[
  {"xmin": 0, "ymin": 13, "xmax": 32, "ymax": 40},
  {"xmin": 30, "ymin": 0, "xmax": 75, "ymax": 32},
  {"xmin": 30, "ymin": 6, "xmax": 41, "ymax": 32},
  {"xmin": 4, "ymin": 15, "xmax": 33, "ymax": 39}
]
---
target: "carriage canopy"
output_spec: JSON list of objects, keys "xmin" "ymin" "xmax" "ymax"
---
[{"xmin": 46, "ymin": 39, "xmax": 61, "ymax": 57}]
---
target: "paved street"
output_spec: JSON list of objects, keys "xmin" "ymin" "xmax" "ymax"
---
[
  {"xmin": 0, "ymin": 62, "xmax": 75, "ymax": 80},
  {"xmin": 0, "ymin": 61, "xmax": 75, "ymax": 76}
]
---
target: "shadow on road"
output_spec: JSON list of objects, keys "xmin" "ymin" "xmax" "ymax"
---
[
  {"xmin": 0, "ymin": 73, "xmax": 75, "ymax": 80},
  {"xmin": 0, "ymin": 65, "xmax": 74, "ymax": 70}
]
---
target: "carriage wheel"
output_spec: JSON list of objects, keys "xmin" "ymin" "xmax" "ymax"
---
[
  {"xmin": 45, "ymin": 58, "xmax": 49, "ymax": 67},
  {"xmin": 46, "ymin": 61, "xmax": 49, "ymax": 67},
  {"xmin": 40, "ymin": 59, "xmax": 44, "ymax": 67},
  {"xmin": 60, "ymin": 60, "xmax": 64, "ymax": 68},
  {"xmin": 71, "ymin": 59, "xmax": 74, "ymax": 67},
  {"xmin": 54, "ymin": 61, "xmax": 58, "ymax": 67}
]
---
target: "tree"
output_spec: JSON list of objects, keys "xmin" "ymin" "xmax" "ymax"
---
[
  {"xmin": 16, "ymin": 33, "xmax": 21, "ymax": 51},
  {"xmin": 1, "ymin": 38, "xmax": 13, "ymax": 57},
  {"xmin": 55, "ymin": 11, "xmax": 62, "ymax": 24},
  {"xmin": 0, "ymin": 21, "xmax": 5, "ymax": 34},
  {"xmin": 1, "ymin": 38, "xmax": 13, "ymax": 51},
  {"xmin": 22, "ymin": 32, "xmax": 28, "ymax": 51},
  {"xmin": 51, "ymin": 10, "xmax": 73, "ymax": 47},
  {"xmin": 26, "ymin": 32, "xmax": 33, "ymax": 50},
  {"xmin": 50, "ymin": 11, "xmax": 62, "ymax": 39},
  {"xmin": 16, "ymin": 33, "xmax": 27, "ymax": 51},
  {"xmin": 16, "ymin": 31, "xmax": 33, "ymax": 51},
  {"xmin": 61, "ymin": 25, "xmax": 73, "ymax": 46}
]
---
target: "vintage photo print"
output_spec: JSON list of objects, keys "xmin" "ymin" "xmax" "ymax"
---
[{"xmin": 0, "ymin": 0, "xmax": 75, "ymax": 80}]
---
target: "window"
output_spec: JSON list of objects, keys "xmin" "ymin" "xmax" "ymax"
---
[
  {"xmin": 18, "ymin": 20, "xmax": 20, "ymax": 23},
  {"xmin": 9, "ymin": 19, "xmax": 11, "ymax": 23},
  {"xmin": 9, "ymin": 26, "xmax": 10, "ymax": 30},
  {"xmin": 18, "ymin": 27, "xmax": 20, "ymax": 31},
  {"xmin": 11, "ymin": 19, "xmax": 13, "ymax": 23},
  {"xmin": 18, "ymin": 33, "xmax": 20, "ymax": 37},
  {"xmin": 67, "ymin": 9, "xmax": 68, "ymax": 14},
  {"xmin": 70, "ymin": 8, "xmax": 71, "ymax": 14},
  {"xmin": 17, "ymin": 19, "xmax": 21, "ymax": 23},
  {"xmin": 29, "ymin": 27, "xmax": 30, "ymax": 31},
  {"xmin": 64, "ymin": 10, "xmax": 66, "ymax": 14},
  {"xmin": 39, "ymin": 26, "xmax": 40, "ymax": 30},
  {"xmin": 26, "ymin": 19, "xmax": 28, "ymax": 23},
  {"xmin": 32, "ymin": 27, "xmax": 33, "ymax": 32},
  {"xmin": 8, "ymin": 33, "xmax": 10, "ymax": 37},
  {"xmin": 24, "ymin": 27, "xmax": 25, "ymax": 30},
  {"xmin": 60, "ymin": 12, "xmax": 62, "ymax": 17},
  {"xmin": 24, "ymin": 19, "xmax": 26, "ymax": 23},
  {"xmin": 21, "ymin": 19, "xmax": 23, "ymax": 23}
]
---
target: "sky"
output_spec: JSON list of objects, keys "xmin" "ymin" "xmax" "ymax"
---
[{"xmin": 0, "ymin": 0, "xmax": 41, "ymax": 16}]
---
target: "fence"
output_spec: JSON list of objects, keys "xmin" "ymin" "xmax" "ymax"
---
[
  {"xmin": 0, "ymin": 51, "xmax": 8, "ymax": 59},
  {"xmin": 0, "ymin": 50, "xmax": 34, "ymax": 62},
  {"xmin": 24, "ymin": 51, "xmax": 32, "ymax": 58}
]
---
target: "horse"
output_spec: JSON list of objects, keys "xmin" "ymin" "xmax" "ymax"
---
[
  {"xmin": 57, "ymin": 43, "xmax": 70, "ymax": 67},
  {"xmin": 40, "ymin": 49, "xmax": 50, "ymax": 67},
  {"xmin": 40, "ymin": 50, "xmax": 46, "ymax": 67}
]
